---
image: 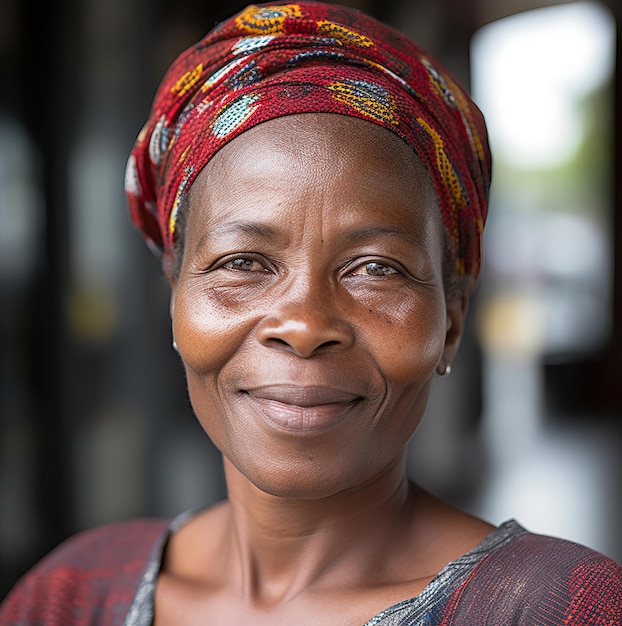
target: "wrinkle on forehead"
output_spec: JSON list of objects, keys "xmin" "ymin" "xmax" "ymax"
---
[{"xmin": 192, "ymin": 113, "xmax": 439, "ymax": 215}]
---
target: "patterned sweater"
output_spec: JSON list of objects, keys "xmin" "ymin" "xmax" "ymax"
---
[{"xmin": 1, "ymin": 515, "xmax": 621, "ymax": 625}]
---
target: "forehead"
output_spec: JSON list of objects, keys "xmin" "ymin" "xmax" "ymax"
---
[{"xmin": 190, "ymin": 113, "xmax": 438, "ymax": 213}]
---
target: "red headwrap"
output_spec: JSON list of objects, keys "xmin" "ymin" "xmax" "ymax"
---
[{"xmin": 125, "ymin": 1, "xmax": 491, "ymax": 276}]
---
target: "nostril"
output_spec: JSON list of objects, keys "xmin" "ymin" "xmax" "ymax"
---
[
  {"xmin": 264, "ymin": 337, "xmax": 341, "ymax": 353},
  {"xmin": 266, "ymin": 337, "xmax": 290, "ymax": 348},
  {"xmin": 320, "ymin": 340, "xmax": 341, "ymax": 350}
]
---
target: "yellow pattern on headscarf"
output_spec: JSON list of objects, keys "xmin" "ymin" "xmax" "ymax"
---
[
  {"xmin": 235, "ymin": 4, "xmax": 302, "ymax": 35},
  {"xmin": 316, "ymin": 20, "xmax": 374, "ymax": 47},
  {"xmin": 171, "ymin": 63, "xmax": 203, "ymax": 97},
  {"xmin": 417, "ymin": 117, "xmax": 467, "ymax": 211},
  {"xmin": 328, "ymin": 80, "xmax": 398, "ymax": 125},
  {"xmin": 445, "ymin": 75, "xmax": 486, "ymax": 164},
  {"xmin": 168, "ymin": 150, "xmax": 193, "ymax": 236}
]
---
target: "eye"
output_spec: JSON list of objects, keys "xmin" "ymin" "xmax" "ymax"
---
[
  {"xmin": 221, "ymin": 256, "xmax": 268, "ymax": 272},
  {"xmin": 351, "ymin": 261, "xmax": 398, "ymax": 277}
]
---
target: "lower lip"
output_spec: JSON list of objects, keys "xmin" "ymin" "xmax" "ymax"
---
[{"xmin": 244, "ymin": 396, "xmax": 357, "ymax": 433}]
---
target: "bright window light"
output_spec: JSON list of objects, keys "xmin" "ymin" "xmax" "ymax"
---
[{"xmin": 471, "ymin": 2, "xmax": 615, "ymax": 169}]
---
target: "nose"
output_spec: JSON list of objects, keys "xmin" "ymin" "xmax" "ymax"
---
[{"xmin": 255, "ymin": 301, "xmax": 354, "ymax": 358}]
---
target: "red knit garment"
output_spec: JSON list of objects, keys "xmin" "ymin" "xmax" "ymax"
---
[
  {"xmin": 2, "ymin": 518, "xmax": 621, "ymax": 624},
  {"xmin": 125, "ymin": 1, "xmax": 492, "ymax": 277}
]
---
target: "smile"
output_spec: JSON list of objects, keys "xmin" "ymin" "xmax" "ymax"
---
[{"xmin": 243, "ymin": 385, "xmax": 362, "ymax": 433}]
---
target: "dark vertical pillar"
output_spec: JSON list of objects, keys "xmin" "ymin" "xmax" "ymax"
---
[
  {"xmin": 583, "ymin": 0, "xmax": 622, "ymax": 411},
  {"xmin": 18, "ymin": 0, "xmax": 81, "ymax": 549}
]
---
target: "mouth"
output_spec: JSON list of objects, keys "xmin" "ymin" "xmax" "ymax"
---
[{"xmin": 242, "ymin": 385, "xmax": 362, "ymax": 433}]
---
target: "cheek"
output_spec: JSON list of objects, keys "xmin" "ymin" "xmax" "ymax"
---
[
  {"xmin": 357, "ymin": 294, "xmax": 446, "ymax": 452},
  {"xmin": 172, "ymin": 284, "xmax": 258, "ymax": 453},
  {"xmin": 361, "ymin": 290, "xmax": 447, "ymax": 385},
  {"xmin": 172, "ymin": 282, "xmax": 258, "ymax": 376}
]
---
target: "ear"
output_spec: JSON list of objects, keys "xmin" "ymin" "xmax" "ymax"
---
[
  {"xmin": 168, "ymin": 278, "xmax": 179, "ymax": 354},
  {"xmin": 441, "ymin": 275, "xmax": 476, "ymax": 370},
  {"xmin": 169, "ymin": 280, "xmax": 177, "ymax": 320},
  {"xmin": 162, "ymin": 253, "xmax": 178, "ymax": 319}
]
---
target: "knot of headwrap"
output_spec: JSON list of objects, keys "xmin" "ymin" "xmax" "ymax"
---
[{"xmin": 125, "ymin": 1, "xmax": 491, "ymax": 277}]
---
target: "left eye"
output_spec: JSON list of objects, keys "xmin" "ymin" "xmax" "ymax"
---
[
  {"xmin": 351, "ymin": 261, "xmax": 397, "ymax": 276},
  {"xmin": 222, "ymin": 257, "xmax": 264, "ymax": 272}
]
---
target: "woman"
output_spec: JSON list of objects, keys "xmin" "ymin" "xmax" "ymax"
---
[{"xmin": 2, "ymin": 2, "xmax": 621, "ymax": 624}]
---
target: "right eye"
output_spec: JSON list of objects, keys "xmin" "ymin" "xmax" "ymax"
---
[
  {"xmin": 222, "ymin": 257, "xmax": 261, "ymax": 271},
  {"xmin": 351, "ymin": 261, "xmax": 398, "ymax": 277},
  {"xmin": 214, "ymin": 254, "xmax": 274, "ymax": 274}
]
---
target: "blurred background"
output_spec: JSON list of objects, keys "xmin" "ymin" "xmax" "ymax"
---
[{"xmin": 1, "ymin": 0, "xmax": 621, "ymax": 599}]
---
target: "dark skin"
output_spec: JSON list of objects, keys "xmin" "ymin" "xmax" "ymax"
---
[{"xmin": 157, "ymin": 114, "xmax": 493, "ymax": 625}]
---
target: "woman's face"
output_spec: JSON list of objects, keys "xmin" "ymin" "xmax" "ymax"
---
[{"xmin": 171, "ymin": 114, "xmax": 467, "ymax": 499}]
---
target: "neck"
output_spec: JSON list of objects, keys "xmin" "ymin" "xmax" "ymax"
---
[{"xmin": 220, "ymin": 455, "xmax": 414, "ymax": 605}]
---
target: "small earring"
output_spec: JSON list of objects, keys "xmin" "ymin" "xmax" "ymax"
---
[
  {"xmin": 172, "ymin": 337, "xmax": 179, "ymax": 353},
  {"xmin": 437, "ymin": 363, "xmax": 452, "ymax": 377}
]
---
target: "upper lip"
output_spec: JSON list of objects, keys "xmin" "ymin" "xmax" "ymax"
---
[{"xmin": 244, "ymin": 385, "xmax": 361, "ymax": 407}]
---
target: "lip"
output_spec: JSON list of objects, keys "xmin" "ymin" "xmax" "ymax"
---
[{"xmin": 243, "ymin": 385, "xmax": 362, "ymax": 433}]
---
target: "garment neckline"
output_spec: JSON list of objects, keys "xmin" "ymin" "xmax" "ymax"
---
[
  {"xmin": 124, "ymin": 511, "xmax": 525, "ymax": 626},
  {"xmin": 362, "ymin": 519, "xmax": 525, "ymax": 624}
]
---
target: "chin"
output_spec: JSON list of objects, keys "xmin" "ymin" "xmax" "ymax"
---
[{"xmin": 231, "ymin": 452, "xmax": 368, "ymax": 500}]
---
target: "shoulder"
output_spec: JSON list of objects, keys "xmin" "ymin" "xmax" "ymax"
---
[
  {"xmin": 0, "ymin": 517, "xmax": 171, "ymax": 626},
  {"xmin": 447, "ymin": 523, "xmax": 622, "ymax": 624}
]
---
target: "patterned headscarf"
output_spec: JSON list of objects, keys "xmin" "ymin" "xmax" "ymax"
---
[{"xmin": 125, "ymin": 1, "xmax": 491, "ymax": 277}]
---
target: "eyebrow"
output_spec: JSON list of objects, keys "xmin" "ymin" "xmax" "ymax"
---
[
  {"xmin": 340, "ymin": 225, "xmax": 426, "ymax": 248},
  {"xmin": 193, "ymin": 221, "xmax": 282, "ymax": 251},
  {"xmin": 192, "ymin": 222, "xmax": 426, "ymax": 251},
  {"xmin": 212, "ymin": 221, "xmax": 280, "ymax": 238}
]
